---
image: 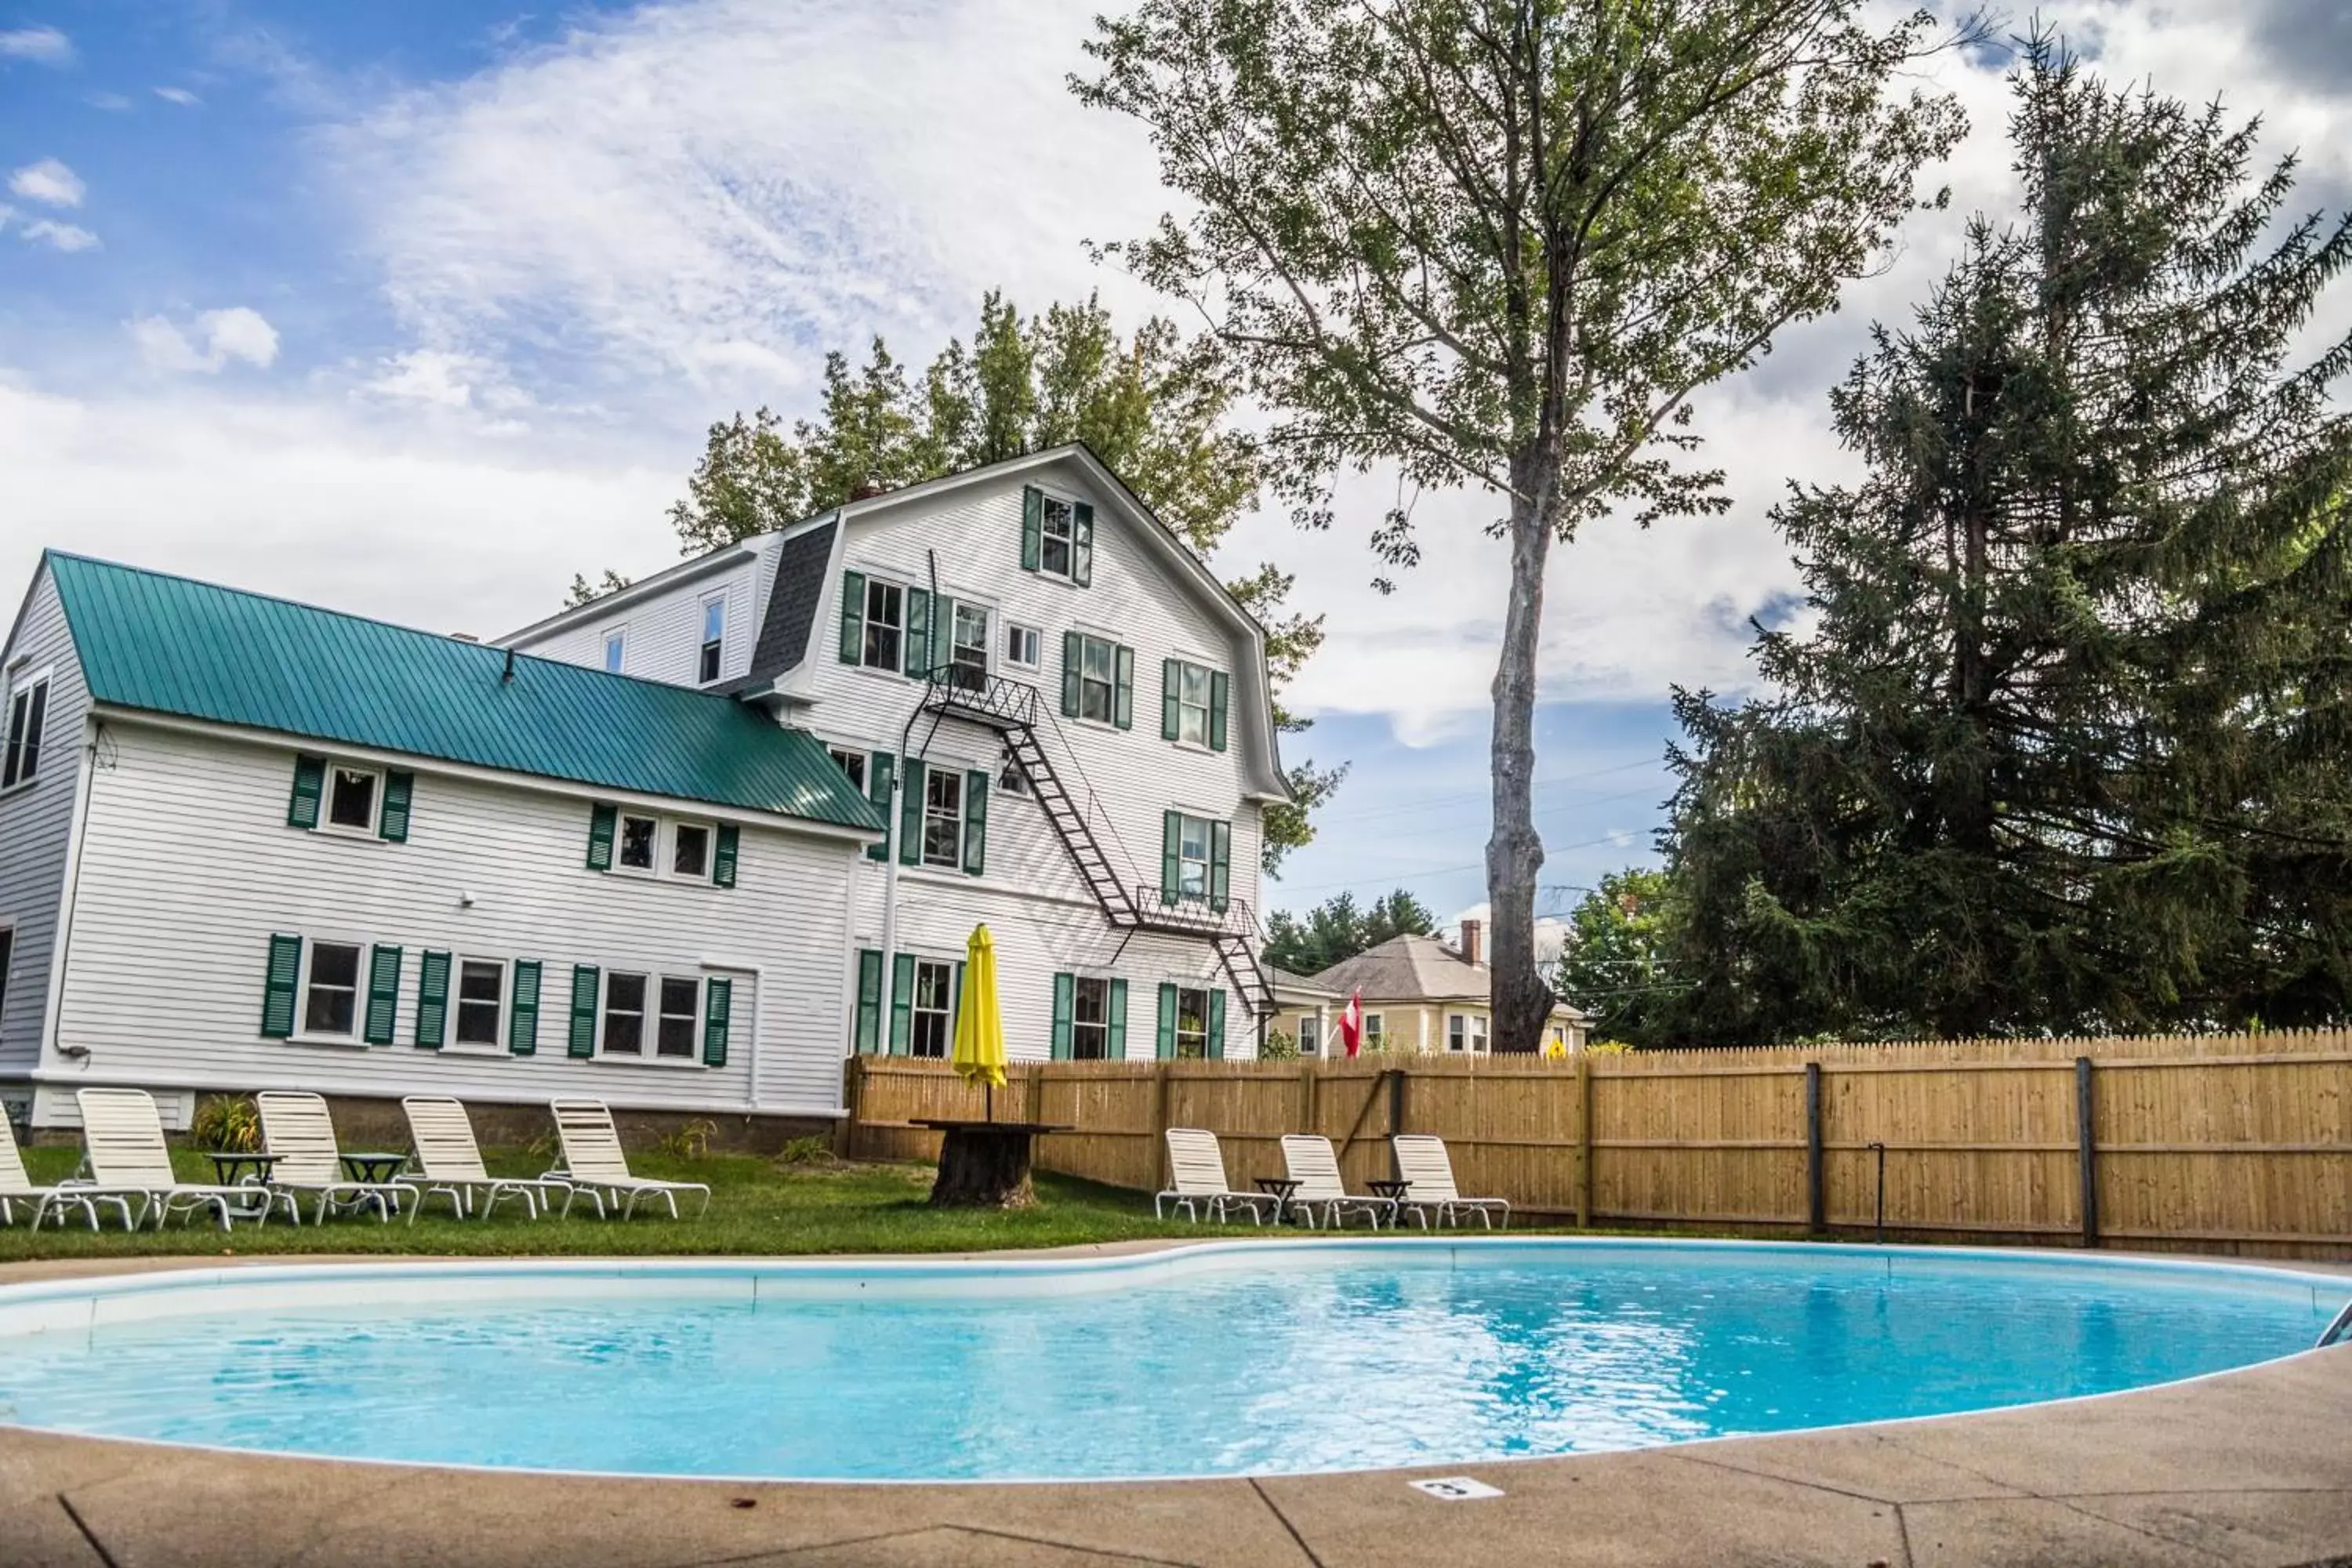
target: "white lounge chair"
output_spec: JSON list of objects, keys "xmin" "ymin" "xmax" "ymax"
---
[
  {"xmin": 401, "ymin": 1096, "xmax": 568, "ymax": 1222},
  {"xmin": 74, "ymin": 1087, "xmax": 292, "ymax": 1231},
  {"xmin": 0, "ymin": 1111, "xmax": 125, "ymax": 1231},
  {"xmin": 1390, "ymin": 1134, "xmax": 1509, "ymax": 1229},
  {"xmin": 1279, "ymin": 1134, "xmax": 1393, "ymax": 1229},
  {"xmin": 256, "ymin": 1092, "xmax": 416, "ymax": 1224},
  {"xmin": 546, "ymin": 1100, "xmax": 710, "ymax": 1220},
  {"xmin": 1154, "ymin": 1127, "xmax": 1279, "ymax": 1224}
]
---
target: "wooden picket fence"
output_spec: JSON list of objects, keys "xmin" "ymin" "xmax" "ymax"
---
[{"xmin": 844, "ymin": 1028, "xmax": 2352, "ymax": 1258}]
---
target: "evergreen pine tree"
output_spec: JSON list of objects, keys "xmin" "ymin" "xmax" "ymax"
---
[{"xmin": 1662, "ymin": 36, "xmax": 2352, "ymax": 1041}]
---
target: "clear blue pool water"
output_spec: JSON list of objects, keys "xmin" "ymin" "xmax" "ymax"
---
[{"xmin": 0, "ymin": 1242, "xmax": 2336, "ymax": 1480}]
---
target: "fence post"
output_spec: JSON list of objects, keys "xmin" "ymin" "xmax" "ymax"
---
[
  {"xmin": 1805, "ymin": 1062, "xmax": 1825, "ymax": 1234},
  {"xmin": 1574, "ymin": 1050, "xmax": 1594, "ymax": 1229},
  {"xmin": 1300, "ymin": 1060, "xmax": 1319, "ymax": 1138},
  {"xmin": 840, "ymin": 1054, "xmax": 866, "ymax": 1160},
  {"xmin": 2076, "ymin": 1055, "xmax": 2099, "ymax": 1248},
  {"xmin": 1152, "ymin": 1063, "xmax": 1174, "ymax": 1190},
  {"xmin": 1388, "ymin": 1066, "xmax": 1408, "ymax": 1140}
]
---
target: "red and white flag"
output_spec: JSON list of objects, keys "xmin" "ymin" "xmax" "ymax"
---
[{"xmin": 1338, "ymin": 991, "xmax": 1364, "ymax": 1058}]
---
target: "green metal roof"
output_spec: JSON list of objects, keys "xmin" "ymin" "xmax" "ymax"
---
[{"xmin": 45, "ymin": 552, "xmax": 884, "ymax": 833}]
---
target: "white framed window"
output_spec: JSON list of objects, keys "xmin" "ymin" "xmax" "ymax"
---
[
  {"xmin": 949, "ymin": 601, "xmax": 989, "ymax": 691},
  {"xmin": 602, "ymin": 628, "xmax": 626, "ymax": 674},
  {"xmin": 996, "ymin": 756, "xmax": 1031, "ymax": 797},
  {"xmin": 697, "ymin": 597, "xmax": 725, "ymax": 684},
  {"xmin": 1176, "ymin": 661, "xmax": 1213, "ymax": 746},
  {"xmin": 671, "ymin": 822, "xmax": 713, "ymax": 879},
  {"xmin": 1004, "ymin": 622, "xmax": 1040, "ymax": 671},
  {"xmin": 1175, "ymin": 812, "xmax": 1212, "ymax": 900},
  {"xmin": 454, "ymin": 958, "xmax": 506, "ymax": 1048},
  {"xmin": 1364, "ymin": 1012, "xmax": 1385, "ymax": 1049},
  {"xmin": 615, "ymin": 812, "xmax": 659, "ymax": 873},
  {"xmin": 1173, "ymin": 985, "xmax": 1211, "ymax": 1060},
  {"xmin": 323, "ymin": 765, "xmax": 381, "ymax": 835},
  {"xmin": 1298, "ymin": 1014, "xmax": 1320, "ymax": 1056},
  {"xmin": 1037, "ymin": 494, "xmax": 1077, "ymax": 580},
  {"xmin": 922, "ymin": 768, "xmax": 964, "ymax": 869},
  {"xmin": 862, "ymin": 579, "xmax": 904, "ymax": 671},
  {"xmin": 828, "ymin": 746, "xmax": 868, "ymax": 792},
  {"xmin": 1446, "ymin": 1013, "xmax": 1489, "ymax": 1054},
  {"xmin": 601, "ymin": 971, "xmax": 648, "ymax": 1055},
  {"xmin": 2, "ymin": 670, "xmax": 49, "ymax": 791},
  {"xmin": 910, "ymin": 958, "xmax": 954, "ymax": 1058},
  {"xmin": 301, "ymin": 941, "xmax": 363, "ymax": 1038},
  {"xmin": 1072, "ymin": 976, "xmax": 1111, "ymax": 1060},
  {"xmin": 1076, "ymin": 633, "xmax": 1116, "ymax": 725},
  {"xmin": 656, "ymin": 975, "xmax": 700, "ymax": 1059}
]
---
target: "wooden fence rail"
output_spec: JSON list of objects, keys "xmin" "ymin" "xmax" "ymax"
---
[{"xmin": 843, "ymin": 1028, "xmax": 2352, "ymax": 1258}]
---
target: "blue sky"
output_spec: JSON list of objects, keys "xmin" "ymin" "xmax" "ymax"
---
[{"xmin": 5, "ymin": 1, "xmax": 2347, "ymax": 939}]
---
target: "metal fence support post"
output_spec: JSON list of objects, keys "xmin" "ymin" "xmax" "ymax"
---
[
  {"xmin": 2077, "ymin": 1055, "xmax": 2099, "ymax": 1248},
  {"xmin": 1805, "ymin": 1062, "xmax": 1825, "ymax": 1234},
  {"xmin": 1575, "ymin": 1051, "xmax": 1594, "ymax": 1229}
]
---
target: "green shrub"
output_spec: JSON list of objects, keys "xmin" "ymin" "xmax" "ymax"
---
[
  {"xmin": 775, "ymin": 1134, "xmax": 836, "ymax": 1166},
  {"xmin": 189, "ymin": 1094, "xmax": 260, "ymax": 1152},
  {"xmin": 1259, "ymin": 1028, "xmax": 1300, "ymax": 1061}
]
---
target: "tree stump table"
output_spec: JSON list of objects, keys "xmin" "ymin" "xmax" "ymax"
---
[{"xmin": 916, "ymin": 1119, "xmax": 1069, "ymax": 1209}]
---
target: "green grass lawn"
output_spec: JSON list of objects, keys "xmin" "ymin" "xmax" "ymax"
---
[{"xmin": 0, "ymin": 1144, "xmax": 1235, "ymax": 1261}]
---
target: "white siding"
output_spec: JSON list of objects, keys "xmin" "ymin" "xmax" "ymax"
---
[
  {"xmin": 0, "ymin": 566, "xmax": 89, "ymax": 1076},
  {"xmin": 514, "ymin": 551, "xmax": 766, "ymax": 688},
  {"xmin": 42, "ymin": 720, "xmax": 856, "ymax": 1120}
]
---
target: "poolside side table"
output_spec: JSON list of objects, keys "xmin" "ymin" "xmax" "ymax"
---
[
  {"xmin": 1367, "ymin": 1178, "xmax": 1411, "ymax": 1228},
  {"xmin": 201, "ymin": 1151, "xmax": 282, "ymax": 1224},
  {"xmin": 339, "ymin": 1152, "xmax": 409, "ymax": 1184},
  {"xmin": 1254, "ymin": 1176, "xmax": 1303, "ymax": 1226},
  {"xmin": 913, "ymin": 1119, "xmax": 1069, "ymax": 1210}
]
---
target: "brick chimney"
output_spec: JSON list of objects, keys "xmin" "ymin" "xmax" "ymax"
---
[{"xmin": 1459, "ymin": 918, "xmax": 1483, "ymax": 967}]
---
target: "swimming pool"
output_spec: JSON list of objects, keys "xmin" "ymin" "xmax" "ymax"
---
[{"xmin": 0, "ymin": 1240, "xmax": 2339, "ymax": 1481}]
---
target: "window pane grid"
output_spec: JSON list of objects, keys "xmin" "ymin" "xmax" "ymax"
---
[
  {"xmin": 603, "ymin": 972, "xmax": 647, "ymax": 1054},
  {"xmin": 656, "ymin": 977, "xmax": 699, "ymax": 1058},
  {"xmin": 911, "ymin": 960, "xmax": 952, "ymax": 1058},
  {"xmin": 863, "ymin": 580, "xmax": 903, "ymax": 670},
  {"xmin": 304, "ymin": 943, "xmax": 361, "ymax": 1036},
  {"xmin": 923, "ymin": 770, "xmax": 963, "ymax": 868},
  {"xmin": 456, "ymin": 960, "xmax": 503, "ymax": 1046}
]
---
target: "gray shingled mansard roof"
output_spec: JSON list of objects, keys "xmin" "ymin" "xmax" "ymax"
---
[{"xmin": 1310, "ymin": 933, "xmax": 1588, "ymax": 1018}]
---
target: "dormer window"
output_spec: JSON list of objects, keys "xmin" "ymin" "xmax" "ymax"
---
[
  {"xmin": 697, "ymin": 597, "xmax": 724, "ymax": 684},
  {"xmin": 1021, "ymin": 486, "xmax": 1094, "ymax": 586},
  {"xmin": 603, "ymin": 628, "xmax": 626, "ymax": 673}
]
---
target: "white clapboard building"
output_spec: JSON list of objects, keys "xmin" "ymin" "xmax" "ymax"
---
[{"xmin": 0, "ymin": 446, "xmax": 1286, "ymax": 1134}]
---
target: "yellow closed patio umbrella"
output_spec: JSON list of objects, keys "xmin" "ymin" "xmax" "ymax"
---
[{"xmin": 951, "ymin": 924, "xmax": 1007, "ymax": 1116}]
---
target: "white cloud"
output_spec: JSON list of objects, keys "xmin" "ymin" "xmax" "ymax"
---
[
  {"xmin": 20, "ymin": 220, "xmax": 96, "ymax": 252},
  {"xmin": 9, "ymin": 158, "xmax": 85, "ymax": 208},
  {"xmin": 0, "ymin": 25, "xmax": 71, "ymax": 65},
  {"xmin": 129, "ymin": 308, "xmax": 281, "ymax": 373},
  {"xmin": 154, "ymin": 85, "xmax": 202, "ymax": 107}
]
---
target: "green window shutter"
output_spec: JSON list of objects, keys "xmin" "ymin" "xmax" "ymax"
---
[
  {"xmin": 586, "ymin": 803, "xmax": 616, "ymax": 871},
  {"xmin": 904, "ymin": 587, "xmax": 932, "ymax": 677},
  {"xmin": 378, "ymin": 770, "xmax": 415, "ymax": 841},
  {"xmin": 1207, "ymin": 988, "xmax": 1226, "ymax": 1059},
  {"xmin": 713, "ymin": 823, "xmax": 739, "ymax": 887},
  {"xmin": 1073, "ymin": 501, "xmax": 1095, "ymax": 586},
  {"xmin": 1162, "ymin": 659, "xmax": 1181, "ymax": 742},
  {"xmin": 1210, "ymin": 820, "xmax": 1232, "ymax": 913},
  {"xmin": 509, "ymin": 959, "xmax": 540, "ymax": 1055},
  {"xmin": 854, "ymin": 949, "xmax": 883, "ymax": 1054},
  {"xmin": 415, "ymin": 949, "xmax": 451, "ymax": 1049},
  {"xmin": 1107, "ymin": 978, "xmax": 1128, "ymax": 1061},
  {"xmin": 702, "ymin": 976, "xmax": 733, "ymax": 1067},
  {"xmin": 260, "ymin": 933, "xmax": 303, "ymax": 1038},
  {"xmin": 286, "ymin": 755, "xmax": 325, "ymax": 830},
  {"xmin": 1021, "ymin": 486, "xmax": 1043, "ymax": 572},
  {"xmin": 866, "ymin": 752, "xmax": 894, "ymax": 862},
  {"xmin": 898, "ymin": 757, "xmax": 925, "ymax": 866},
  {"xmin": 838, "ymin": 570, "xmax": 866, "ymax": 663},
  {"xmin": 1061, "ymin": 631, "xmax": 1082, "ymax": 717},
  {"xmin": 889, "ymin": 953, "xmax": 916, "ymax": 1054},
  {"xmin": 1112, "ymin": 643, "xmax": 1134, "ymax": 730},
  {"xmin": 963, "ymin": 768, "xmax": 987, "ymax": 876},
  {"xmin": 364, "ymin": 944, "xmax": 403, "ymax": 1046},
  {"xmin": 568, "ymin": 965, "xmax": 600, "ymax": 1058},
  {"xmin": 1209, "ymin": 672, "xmax": 1229, "ymax": 753},
  {"xmin": 1156, "ymin": 982, "xmax": 1177, "ymax": 1059},
  {"xmin": 1161, "ymin": 811, "xmax": 1181, "ymax": 906},
  {"xmin": 1051, "ymin": 973, "xmax": 1074, "ymax": 1060}
]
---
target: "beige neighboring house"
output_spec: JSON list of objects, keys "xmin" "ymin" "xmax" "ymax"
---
[{"xmin": 1271, "ymin": 920, "xmax": 1589, "ymax": 1058}]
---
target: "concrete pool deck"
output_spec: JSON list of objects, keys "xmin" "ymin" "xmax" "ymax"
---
[{"xmin": 0, "ymin": 1247, "xmax": 2347, "ymax": 1567}]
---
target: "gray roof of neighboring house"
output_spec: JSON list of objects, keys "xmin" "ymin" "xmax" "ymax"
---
[
  {"xmin": 746, "ymin": 520, "xmax": 837, "ymax": 687},
  {"xmin": 1266, "ymin": 964, "xmax": 1342, "ymax": 998},
  {"xmin": 1310, "ymin": 934, "xmax": 1588, "ymax": 1018}
]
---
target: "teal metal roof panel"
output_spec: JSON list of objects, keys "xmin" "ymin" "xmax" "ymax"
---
[{"xmin": 45, "ymin": 552, "xmax": 884, "ymax": 833}]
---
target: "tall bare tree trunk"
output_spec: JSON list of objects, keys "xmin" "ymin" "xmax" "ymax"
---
[{"xmin": 1488, "ymin": 495, "xmax": 1555, "ymax": 1053}]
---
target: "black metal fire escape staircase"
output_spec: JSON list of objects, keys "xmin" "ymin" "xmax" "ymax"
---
[{"xmin": 913, "ymin": 670, "xmax": 1275, "ymax": 1018}]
